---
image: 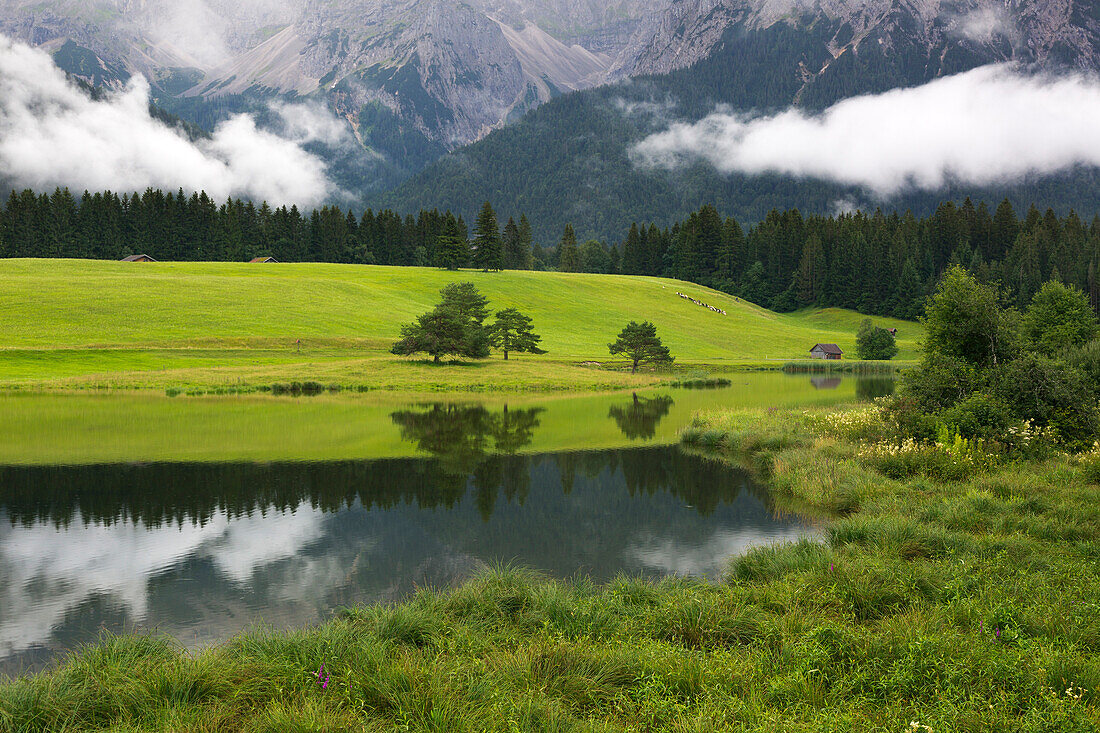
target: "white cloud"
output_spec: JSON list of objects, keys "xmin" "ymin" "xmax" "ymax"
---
[
  {"xmin": 952, "ymin": 6, "xmax": 1019, "ymax": 45},
  {"xmin": 0, "ymin": 503, "xmax": 325, "ymax": 657},
  {"xmin": 0, "ymin": 35, "xmax": 335, "ymax": 205},
  {"xmin": 627, "ymin": 526, "xmax": 817, "ymax": 577},
  {"xmin": 632, "ymin": 64, "xmax": 1100, "ymax": 196},
  {"xmin": 272, "ymin": 101, "xmax": 354, "ymax": 147}
]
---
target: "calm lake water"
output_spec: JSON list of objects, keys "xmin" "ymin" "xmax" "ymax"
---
[{"xmin": 0, "ymin": 374, "xmax": 892, "ymax": 675}]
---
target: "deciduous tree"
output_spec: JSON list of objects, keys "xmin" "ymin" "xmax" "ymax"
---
[
  {"xmin": 1022, "ymin": 281, "xmax": 1098, "ymax": 355},
  {"xmin": 855, "ymin": 318, "xmax": 899, "ymax": 360}
]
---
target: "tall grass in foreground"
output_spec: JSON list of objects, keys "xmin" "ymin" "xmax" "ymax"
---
[{"xmin": 3, "ymin": 408, "xmax": 1099, "ymax": 731}]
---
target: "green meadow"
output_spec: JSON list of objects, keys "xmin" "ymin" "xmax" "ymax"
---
[{"xmin": 0, "ymin": 259, "xmax": 918, "ymax": 391}]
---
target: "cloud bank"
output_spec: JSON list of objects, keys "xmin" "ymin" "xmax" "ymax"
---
[
  {"xmin": 632, "ymin": 64, "xmax": 1100, "ymax": 196},
  {"xmin": 0, "ymin": 35, "xmax": 340, "ymax": 206}
]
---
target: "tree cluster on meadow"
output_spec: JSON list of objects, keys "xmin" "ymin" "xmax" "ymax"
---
[
  {"xmin": 391, "ymin": 283, "xmax": 675, "ymax": 372},
  {"xmin": 4, "ymin": 189, "xmax": 1099, "ymax": 324},
  {"xmin": 391, "ymin": 283, "xmax": 546, "ymax": 363}
]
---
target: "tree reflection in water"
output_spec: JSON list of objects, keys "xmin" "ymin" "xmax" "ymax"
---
[
  {"xmin": 390, "ymin": 404, "xmax": 544, "ymax": 471},
  {"xmin": 607, "ymin": 393, "xmax": 674, "ymax": 439},
  {"xmin": 0, "ymin": 449, "xmax": 765, "ymax": 528}
]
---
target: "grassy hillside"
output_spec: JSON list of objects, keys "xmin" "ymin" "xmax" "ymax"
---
[{"xmin": 0, "ymin": 259, "xmax": 919, "ymax": 389}]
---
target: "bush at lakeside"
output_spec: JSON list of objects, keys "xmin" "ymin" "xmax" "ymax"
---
[{"xmin": 895, "ymin": 266, "xmax": 1100, "ymax": 452}]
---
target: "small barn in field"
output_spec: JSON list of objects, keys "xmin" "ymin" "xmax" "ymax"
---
[
  {"xmin": 809, "ymin": 343, "xmax": 843, "ymax": 360},
  {"xmin": 121, "ymin": 254, "xmax": 157, "ymax": 262},
  {"xmin": 249, "ymin": 256, "xmax": 279, "ymax": 263}
]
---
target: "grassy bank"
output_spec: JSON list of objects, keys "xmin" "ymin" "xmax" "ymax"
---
[
  {"xmin": 0, "ymin": 260, "xmax": 918, "ymax": 391},
  {"xmin": 2, "ymin": 405, "xmax": 1096, "ymax": 731}
]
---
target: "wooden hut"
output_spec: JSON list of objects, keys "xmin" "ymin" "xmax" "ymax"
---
[
  {"xmin": 809, "ymin": 343, "xmax": 843, "ymax": 360},
  {"xmin": 121, "ymin": 254, "xmax": 157, "ymax": 262},
  {"xmin": 249, "ymin": 256, "xmax": 279, "ymax": 263}
]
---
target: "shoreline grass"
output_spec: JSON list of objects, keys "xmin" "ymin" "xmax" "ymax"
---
[
  {"xmin": 780, "ymin": 359, "xmax": 908, "ymax": 374},
  {"xmin": 2, "ymin": 405, "xmax": 1096, "ymax": 730}
]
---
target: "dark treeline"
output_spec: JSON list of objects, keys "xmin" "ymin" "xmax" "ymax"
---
[
  {"xmin": 0, "ymin": 188, "xmax": 472, "ymax": 266},
  {"xmin": 4, "ymin": 188, "xmax": 1099, "ymax": 319},
  {"xmin": 629, "ymin": 199, "xmax": 1100, "ymax": 319}
]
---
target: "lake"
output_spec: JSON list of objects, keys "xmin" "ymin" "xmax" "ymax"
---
[{"xmin": 0, "ymin": 374, "xmax": 891, "ymax": 675}]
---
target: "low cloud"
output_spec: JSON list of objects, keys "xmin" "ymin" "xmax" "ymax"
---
[
  {"xmin": 632, "ymin": 64, "xmax": 1100, "ymax": 196},
  {"xmin": 952, "ymin": 6, "xmax": 1019, "ymax": 45},
  {"xmin": 271, "ymin": 101, "xmax": 354, "ymax": 147},
  {"xmin": 0, "ymin": 35, "xmax": 336, "ymax": 205}
]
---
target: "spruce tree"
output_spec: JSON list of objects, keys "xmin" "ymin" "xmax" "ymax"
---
[
  {"xmin": 890, "ymin": 258, "xmax": 924, "ymax": 320},
  {"xmin": 558, "ymin": 224, "xmax": 580, "ymax": 272},
  {"xmin": 518, "ymin": 214, "xmax": 534, "ymax": 268},
  {"xmin": 792, "ymin": 234, "xmax": 827, "ymax": 305},
  {"xmin": 473, "ymin": 201, "xmax": 504, "ymax": 271},
  {"xmin": 435, "ymin": 215, "xmax": 468, "ymax": 269},
  {"xmin": 717, "ymin": 216, "xmax": 743, "ymax": 282},
  {"xmin": 622, "ymin": 223, "xmax": 642, "ymax": 275},
  {"xmin": 502, "ymin": 217, "xmax": 521, "ymax": 269}
]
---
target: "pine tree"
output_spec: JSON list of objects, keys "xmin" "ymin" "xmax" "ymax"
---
[
  {"xmin": 608, "ymin": 321, "xmax": 674, "ymax": 373},
  {"xmin": 558, "ymin": 224, "xmax": 580, "ymax": 272},
  {"xmin": 391, "ymin": 283, "xmax": 490, "ymax": 361},
  {"xmin": 487, "ymin": 308, "xmax": 547, "ymax": 360},
  {"xmin": 472, "ymin": 201, "xmax": 503, "ymax": 271}
]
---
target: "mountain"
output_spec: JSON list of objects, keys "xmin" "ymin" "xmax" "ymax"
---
[
  {"xmin": 5, "ymin": 0, "xmax": 1100, "ymax": 227},
  {"xmin": 382, "ymin": 0, "xmax": 1100, "ymax": 242},
  {"xmin": 0, "ymin": 0, "xmax": 672, "ymax": 192}
]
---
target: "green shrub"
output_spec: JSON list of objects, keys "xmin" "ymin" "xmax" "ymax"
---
[
  {"xmin": 882, "ymin": 397, "xmax": 939, "ymax": 443},
  {"xmin": 898, "ymin": 353, "xmax": 978, "ymax": 411},
  {"xmin": 1061, "ymin": 339, "xmax": 1100, "ymax": 398},
  {"xmin": 939, "ymin": 392, "xmax": 1014, "ymax": 442},
  {"xmin": 856, "ymin": 318, "xmax": 899, "ymax": 360},
  {"xmin": 988, "ymin": 354, "xmax": 1100, "ymax": 449}
]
